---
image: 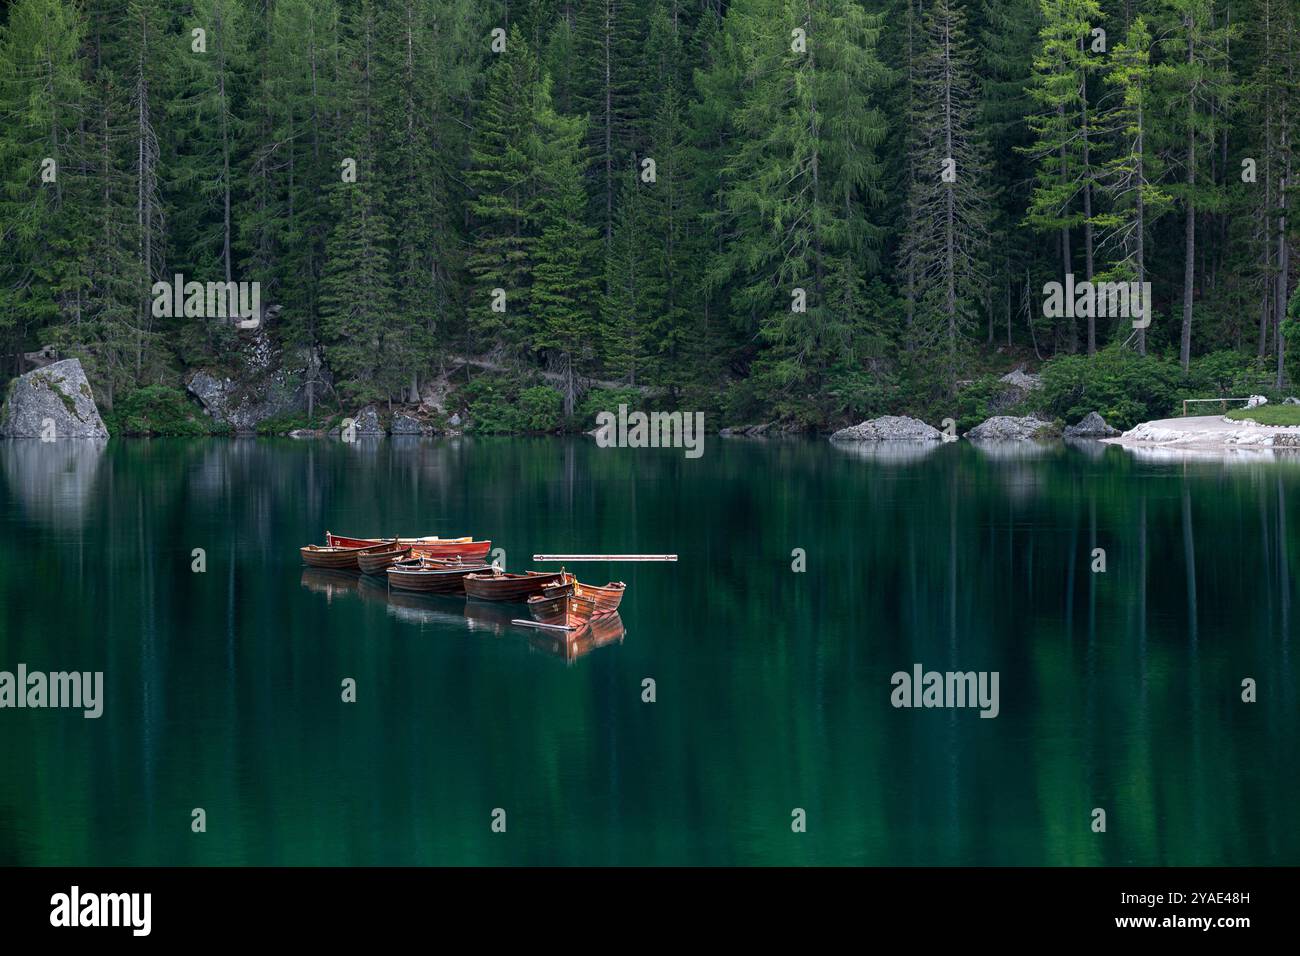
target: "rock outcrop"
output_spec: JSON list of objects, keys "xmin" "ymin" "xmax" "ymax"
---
[
  {"xmin": 966, "ymin": 415, "xmax": 1057, "ymax": 441},
  {"xmin": 351, "ymin": 406, "xmax": 384, "ymax": 436},
  {"xmin": 1063, "ymin": 411, "xmax": 1120, "ymax": 438},
  {"xmin": 0, "ymin": 359, "xmax": 108, "ymax": 439},
  {"xmin": 390, "ymin": 412, "xmax": 432, "ymax": 436},
  {"xmin": 186, "ymin": 328, "xmax": 326, "ymax": 433},
  {"xmin": 999, "ymin": 367, "xmax": 1043, "ymax": 392},
  {"xmin": 830, "ymin": 415, "xmax": 943, "ymax": 442},
  {"xmin": 985, "ymin": 366, "xmax": 1044, "ymax": 413},
  {"xmin": 720, "ymin": 422, "xmax": 774, "ymax": 438}
]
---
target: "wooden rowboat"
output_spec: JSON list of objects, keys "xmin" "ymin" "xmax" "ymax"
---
[
  {"xmin": 300, "ymin": 540, "xmax": 394, "ymax": 570},
  {"xmin": 411, "ymin": 539, "xmax": 492, "ymax": 560},
  {"xmin": 386, "ymin": 558, "xmax": 491, "ymax": 593},
  {"xmin": 357, "ymin": 545, "xmax": 412, "ymax": 575},
  {"xmin": 526, "ymin": 582, "xmax": 601, "ymax": 628},
  {"xmin": 464, "ymin": 570, "xmax": 571, "ymax": 602},
  {"xmin": 541, "ymin": 579, "xmax": 626, "ymax": 614},
  {"xmin": 327, "ymin": 532, "xmax": 492, "ymax": 561}
]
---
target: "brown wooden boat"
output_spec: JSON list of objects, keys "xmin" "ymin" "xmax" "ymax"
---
[
  {"xmin": 357, "ymin": 545, "xmax": 412, "ymax": 574},
  {"xmin": 541, "ymin": 579, "xmax": 626, "ymax": 613},
  {"xmin": 526, "ymin": 582, "xmax": 601, "ymax": 628},
  {"xmin": 300, "ymin": 540, "xmax": 395, "ymax": 570},
  {"xmin": 386, "ymin": 557, "xmax": 491, "ymax": 593},
  {"xmin": 327, "ymin": 532, "xmax": 492, "ymax": 561},
  {"xmin": 463, "ymin": 570, "xmax": 571, "ymax": 602}
]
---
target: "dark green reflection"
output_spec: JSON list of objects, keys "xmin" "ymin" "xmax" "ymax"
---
[{"xmin": 0, "ymin": 437, "xmax": 1296, "ymax": 865}]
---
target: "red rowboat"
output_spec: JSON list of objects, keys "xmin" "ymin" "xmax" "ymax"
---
[{"xmin": 326, "ymin": 532, "xmax": 492, "ymax": 561}]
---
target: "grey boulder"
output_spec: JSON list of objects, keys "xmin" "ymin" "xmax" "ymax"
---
[
  {"xmin": 390, "ymin": 412, "xmax": 431, "ymax": 436},
  {"xmin": 966, "ymin": 415, "xmax": 1057, "ymax": 441},
  {"xmin": 0, "ymin": 359, "xmax": 108, "ymax": 439},
  {"xmin": 1063, "ymin": 411, "xmax": 1120, "ymax": 438},
  {"xmin": 830, "ymin": 415, "xmax": 943, "ymax": 442}
]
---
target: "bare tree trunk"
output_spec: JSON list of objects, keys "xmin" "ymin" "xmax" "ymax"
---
[
  {"xmin": 218, "ymin": 5, "xmax": 232, "ymax": 284},
  {"xmin": 1277, "ymin": 42, "xmax": 1292, "ymax": 388}
]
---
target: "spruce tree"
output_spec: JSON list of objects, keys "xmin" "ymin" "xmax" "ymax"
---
[
  {"xmin": 1155, "ymin": 0, "xmax": 1236, "ymax": 370},
  {"xmin": 900, "ymin": 0, "xmax": 991, "ymax": 398},
  {"xmin": 316, "ymin": 0, "xmax": 396, "ymax": 403},
  {"xmin": 709, "ymin": 0, "xmax": 892, "ymax": 421},
  {"xmin": 465, "ymin": 25, "xmax": 547, "ymax": 352},
  {"xmin": 531, "ymin": 107, "xmax": 600, "ymax": 417}
]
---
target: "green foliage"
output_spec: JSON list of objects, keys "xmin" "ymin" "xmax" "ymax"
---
[
  {"xmin": 254, "ymin": 411, "xmax": 337, "ymax": 436},
  {"xmin": 0, "ymin": 0, "xmax": 1295, "ymax": 434},
  {"xmin": 517, "ymin": 386, "xmax": 564, "ymax": 433},
  {"xmin": 1037, "ymin": 345, "xmax": 1188, "ymax": 428},
  {"xmin": 103, "ymin": 385, "xmax": 227, "ymax": 437},
  {"xmin": 950, "ymin": 375, "xmax": 1019, "ymax": 433},
  {"xmin": 577, "ymin": 387, "xmax": 646, "ymax": 429},
  {"xmin": 459, "ymin": 376, "xmax": 563, "ymax": 434}
]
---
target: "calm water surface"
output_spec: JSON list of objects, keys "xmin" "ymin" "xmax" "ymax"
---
[{"xmin": 0, "ymin": 436, "xmax": 1296, "ymax": 865}]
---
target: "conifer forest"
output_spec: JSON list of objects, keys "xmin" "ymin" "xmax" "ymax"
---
[{"xmin": 1, "ymin": 0, "xmax": 1297, "ymax": 433}]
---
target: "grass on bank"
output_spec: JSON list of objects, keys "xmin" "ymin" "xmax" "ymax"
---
[{"xmin": 1225, "ymin": 406, "xmax": 1300, "ymax": 426}]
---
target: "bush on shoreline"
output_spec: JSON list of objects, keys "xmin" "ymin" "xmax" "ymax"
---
[{"xmin": 103, "ymin": 385, "xmax": 229, "ymax": 437}]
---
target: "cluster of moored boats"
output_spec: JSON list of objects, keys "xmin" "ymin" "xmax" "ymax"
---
[{"xmin": 299, "ymin": 532, "xmax": 626, "ymax": 632}]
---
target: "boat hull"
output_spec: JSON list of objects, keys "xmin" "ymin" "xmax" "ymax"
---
[
  {"xmin": 542, "ymin": 580, "xmax": 626, "ymax": 613},
  {"xmin": 357, "ymin": 546, "xmax": 412, "ymax": 574},
  {"xmin": 328, "ymin": 533, "xmax": 491, "ymax": 561},
  {"xmin": 526, "ymin": 587, "xmax": 600, "ymax": 628},
  {"xmin": 464, "ymin": 571, "xmax": 570, "ymax": 602},
  {"xmin": 386, "ymin": 561, "xmax": 491, "ymax": 593},
  {"xmin": 300, "ymin": 542, "xmax": 392, "ymax": 570}
]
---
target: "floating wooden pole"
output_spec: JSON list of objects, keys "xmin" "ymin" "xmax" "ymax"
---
[
  {"xmin": 510, "ymin": 619, "xmax": 580, "ymax": 632},
  {"xmin": 531, "ymin": 554, "xmax": 677, "ymax": 562}
]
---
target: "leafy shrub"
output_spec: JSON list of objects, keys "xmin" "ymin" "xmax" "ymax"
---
[
  {"xmin": 949, "ymin": 374, "xmax": 1015, "ymax": 433},
  {"xmin": 577, "ymin": 387, "xmax": 644, "ymax": 429},
  {"xmin": 517, "ymin": 385, "xmax": 563, "ymax": 432},
  {"xmin": 255, "ymin": 411, "xmax": 337, "ymax": 435},
  {"xmin": 1037, "ymin": 345, "xmax": 1187, "ymax": 430},
  {"xmin": 460, "ymin": 375, "xmax": 563, "ymax": 434},
  {"xmin": 104, "ymin": 385, "xmax": 227, "ymax": 437}
]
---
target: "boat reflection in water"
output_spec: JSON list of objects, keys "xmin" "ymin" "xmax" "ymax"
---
[
  {"xmin": 300, "ymin": 568, "xmax": 626, "ymax": 663},
  {"xmin": 524, "ymin": 612, "xmax": 626, "ymax": 664}
]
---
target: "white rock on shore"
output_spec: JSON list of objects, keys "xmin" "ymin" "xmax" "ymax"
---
[{"xmin": 1106, "ymin": 415, "xmax": 1300, "ymax": 451}]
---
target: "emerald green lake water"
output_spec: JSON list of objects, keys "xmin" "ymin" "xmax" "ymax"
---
[{"xmin": 0, "ymin": 436, "xmax": 1296, "ymax": 866}]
